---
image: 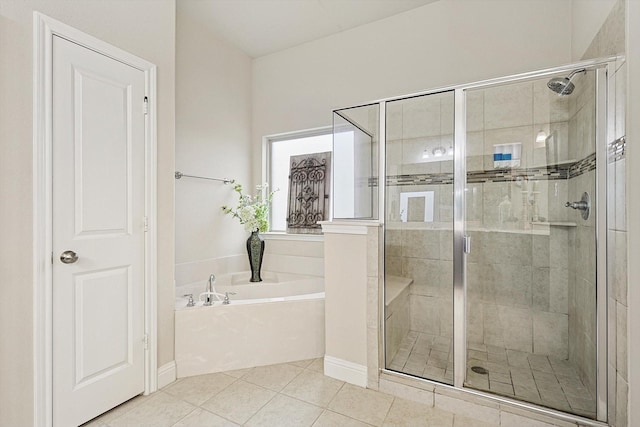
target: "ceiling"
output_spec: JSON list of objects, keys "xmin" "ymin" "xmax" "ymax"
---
[{"xmin": 178, "ymin": 0, "xmax": 438, "ymax": 58}]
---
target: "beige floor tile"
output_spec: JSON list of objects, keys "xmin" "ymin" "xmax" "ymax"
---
[
  {"xmin": 290, "ymin": 359, "xmax": 316, "ymax": 368},
  {"xmin": 328, "ymin": 383, "xmax": 393, "ymax": 426},
  {"xmin": 242, "ymin": 363, "xmax": 304, "ymax": 391},
  {"xmin": 487, "ymin": 352, "xmax": 507, "ymax": 363},
  {"xmin": 483, "ymin": 361, "xmax": 510, "ymax": 375},
  {"xmin": 427, "ymin": 358, "xmax": 448, "ymax": 369},
  {"xmin": 222, "ymin": 368, "xmax": 252, "ymax": 379},
  {"xmin": 566, "ymin": 394, "xmax": 597, "ymax": 412},
  {"xmin": 468, "ymin": 342, "xmax": 487, "ymax": 352},
  {"xmin": 383, "ymin": 397, "xmax": 454, "ymax": 427},
  {"xmin": 282, "ymin": 369, "xmax": 345, "ymax": 407},
  {"xmin": 468, "ymin": 350, "xmax": 488, "ymax": 361},
  {"xmin": 527, "ymin": 355, "xmax": 553, "ymax": 373},
  {"xmin": 453, "ymin": 415, "xmax": 498, "ymax": 427},
  {"xmin": 109, "ymin": 392, "xmax": 195, "ymax": 427},
  {"xmin": 488, "ymin": 372, "xmax": 511, "ymax": 384},
  {"xmin": 531, "ymin": 370, "xmax": 557, "ymax": 384},
  {"xmin": 424, "ymin": 366, "xmax": 446, "ymax": 380},
  {"xmin": 201, "ymin": 380, "xmax": 276, "ymax": 425},
  {"xmin": 172, "ymin": 408, "xmax": 240, "ymax": 427},
  {"xmin": 488, "ymin": 381, "xmax": 514, "ymax": 396},
  {"xmin": 312, "ymin": 410, "xmax": 374, "ymax": 426},
  {"xmin": 163, "ymin": 373, "xmax": 236, "ymax": 406},
  {"xmin": 81, "ymin": 394, "xmax": 150, "ymax": 426},
  {"xmin": 81, "ymin": 418, "xmax": 111, "ymax": 427},
  {"xmin": 245, "ymin": 394, "xmax": 323, "ymax": 427},
  {"xmin": 308, "ymin": 358, "xmax": 325, "ymax": 373}
]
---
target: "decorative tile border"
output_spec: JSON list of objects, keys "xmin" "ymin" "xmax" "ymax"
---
[
  {"xmin": 382, "ymin": 154, "xmax": 599, "ymax": 187},
  {"xmin": 467, "ymin": 163, "xmax": 571, "ymax": 184},
  {"xmin": 609, "ymin": 135, "xmax": 626, "ymax": 163},
  {"xmin": 372, "ymin": 144, "xmax": 626, "ymax": 187},
  {"xmin": 568, "ymin": 153, "xmax": 596, "ymax": 179}
]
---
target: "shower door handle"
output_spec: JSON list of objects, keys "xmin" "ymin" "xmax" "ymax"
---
[{"xmin": 463, "ymin": 235, "xmax": 471, "ymax": 254}]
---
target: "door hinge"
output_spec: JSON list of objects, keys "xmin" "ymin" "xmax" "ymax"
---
[
  {"xmin": 143, "ymin": 216, "xmax": 149, "ymax": 232},
  {"xmin": 143, "ymin": 334, "xmax": 149, "ymax": 350},
  {"xmin": 143, "ymin": 96, "xmax": 149, "ymax": 115},
  {"xmin": 51, "ymin": 252, "xmax": 54, "ymax": 264}
]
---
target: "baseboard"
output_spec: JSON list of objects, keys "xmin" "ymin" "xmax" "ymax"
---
[
  {"xmin": 324, "ymin": 355, "xmax": 367, "ymax": 387},
  {"xmin": 157, "ymin": 361, "xmax": 177, "ymax": 389}
]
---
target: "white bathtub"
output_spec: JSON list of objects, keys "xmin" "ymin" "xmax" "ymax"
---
[{"xmin": 174, "ymin": 271, "xmax": 325, "ymax": 378}]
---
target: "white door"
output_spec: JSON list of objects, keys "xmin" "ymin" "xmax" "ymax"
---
[{"xmin": 52, "ymin": 35, "xmax": 146, "ymax": 427}]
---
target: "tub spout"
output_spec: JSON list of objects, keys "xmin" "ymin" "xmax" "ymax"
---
[
  {"xmin": 199, "ymin": 291, "xmax": 225, "ymax": 305},
  {"xmin": 204, "ymin": 274, "xmax": 217, "ymax": 306}
]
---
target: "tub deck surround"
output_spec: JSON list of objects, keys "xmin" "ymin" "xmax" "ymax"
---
[
  {"xmin": 174, "ymin": 271, "xmax": 325, "ymax": 377},
  {"xmin": 175, "ymin": 271, "xmax": 323, "ymax": 309}
]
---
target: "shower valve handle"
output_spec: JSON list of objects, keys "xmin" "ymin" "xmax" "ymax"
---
[
  {"xmin": 564, "ymin": 192, "xmax": 591, "ymax": 220},
  {"xmin": 565, "ymin": 201, "xmax": 588, "ymax": 211}
]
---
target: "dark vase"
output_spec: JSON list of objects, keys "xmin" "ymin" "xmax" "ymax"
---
[{"xmin": 246, "ymin": 230, "xmax": 265, "ymax": 282}]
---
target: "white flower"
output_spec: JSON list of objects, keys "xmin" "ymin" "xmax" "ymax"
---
[{"xmin": 221, "ymin": 181, "xmax": 277, "ymax": 233}]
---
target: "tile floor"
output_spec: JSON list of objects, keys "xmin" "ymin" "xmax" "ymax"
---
[
  {"xmin": 82, "ymin": 358, "xmax": 496, "ymax": 427},
  {"xmin": 387, "ymin": 331, "xmax": 596, "ymax": 419}
]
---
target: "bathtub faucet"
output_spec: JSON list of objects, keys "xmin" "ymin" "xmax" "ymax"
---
[
  {"xmin": 223, "ymin": 292, "xmax": 236, "ymax": 305},
  {"xmin": 199, "ymin": 291, "xmax": 226, "ymax": 304},
  {"xmin": 204, "ymin": 274, "xmax": 218, "ymax": 306}
]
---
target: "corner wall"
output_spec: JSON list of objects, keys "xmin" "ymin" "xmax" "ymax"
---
[
  {"xmin": 175, "ymin": 2, "xmax": 253, "ymax": 268},
  {"xmin": 0, "ymin": 2, "xmax": 176, "ymax": 425},
  {"xmin": 574, "ymin": 0, "xmax": 627, "ymax": 424}
]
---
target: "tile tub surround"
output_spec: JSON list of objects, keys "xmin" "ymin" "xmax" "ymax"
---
[
  {"xmin": 83, "ymin": 358, "xmax": 582, "ymax": 427},
  {"xmin": 174, "ymin": 237, "xmax": 324, "ymax": 288}
]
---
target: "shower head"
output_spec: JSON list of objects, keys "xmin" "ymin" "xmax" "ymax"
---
[{"xmin": 547, "ymin": 69, "xmax": 586, "ymax": 96}]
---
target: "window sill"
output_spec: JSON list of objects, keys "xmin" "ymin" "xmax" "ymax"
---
[{"xmin": 261, "ymin": 232, "xmax": 324, "ymax": 242}]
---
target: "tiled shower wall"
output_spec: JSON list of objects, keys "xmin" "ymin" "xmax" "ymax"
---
[
  {"xmin": 566, "ymin": 71, "xmax": 598, "ymax": 400},
  {"xmin": 581, "ymin": 0, "xmax": 627, "ymax": 425},
  {"xmin": 385, "ymin": 79, "xmax": 578, "ymax": 359}
]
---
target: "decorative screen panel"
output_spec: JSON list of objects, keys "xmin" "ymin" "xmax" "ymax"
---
[{"xmin": 286, "ymin": 152, "xmax": 331, "ymax": 234}]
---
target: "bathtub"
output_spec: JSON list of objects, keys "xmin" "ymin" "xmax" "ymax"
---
[{"xmin": 174, "ymin": 271, "xmax": 325, "ymax": 378}]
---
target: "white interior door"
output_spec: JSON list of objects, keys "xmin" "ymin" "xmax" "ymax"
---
[{"xmin": 52, "ymin": 35, "xmax": 146, "ymax": 427}]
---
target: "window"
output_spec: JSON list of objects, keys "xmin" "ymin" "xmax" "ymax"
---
[{"xmin": 266, "ymin": 130, "xmax": 333, "ymax": 232}]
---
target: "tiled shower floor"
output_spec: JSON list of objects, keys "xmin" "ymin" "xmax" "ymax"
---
[{"xmin": 387, "ymin": 331, "xmax": 597, "ymax": 419}]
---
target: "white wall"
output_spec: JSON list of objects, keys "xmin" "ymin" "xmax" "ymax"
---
[
  {"xmin": 252, "ymin": 0, "xmax": 573, "ymax": 182},
  {"xmin": 0, "ymin": 2, "xmax": 175, "ymax": 425},
  {"xmin": 175, "ymin": 2, "xmax": 253, "ymax": 267},
  {"xmin": 571, "ymin": 0, "xmax": 618, "ymax": 60}
]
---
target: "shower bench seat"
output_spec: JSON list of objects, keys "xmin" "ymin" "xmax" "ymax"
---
[{"xmin": 385, "ymin": 275, "xmax": 413, "ymax": 363}]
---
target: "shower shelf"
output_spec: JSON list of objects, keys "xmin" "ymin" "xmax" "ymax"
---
[{"xmin": 530, "ymin": 221, "xmax": 577, "ymax": 231}]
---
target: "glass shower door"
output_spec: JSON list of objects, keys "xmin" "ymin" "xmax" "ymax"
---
[
  {"xmin": 384, "ymin": 91, "xmax": 455, "ymax": 385},
  {"xmin": 464, "ymin": 70, "xmax": 599, "ymax": 419}
]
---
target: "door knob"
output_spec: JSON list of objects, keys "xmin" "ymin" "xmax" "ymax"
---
[{"xmin": 60, "ymin": 250, "xmax": 79, "ymax": 264}]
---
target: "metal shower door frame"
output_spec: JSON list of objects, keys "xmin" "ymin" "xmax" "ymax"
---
[{"xmin": 372, "ymin": 56, "xmax": 621, "ymax": 425}]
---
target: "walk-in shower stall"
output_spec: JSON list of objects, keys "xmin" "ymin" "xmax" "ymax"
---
[{"xmin": 332, "ymin": 57, "xmax": 625, "ymax": 424}]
